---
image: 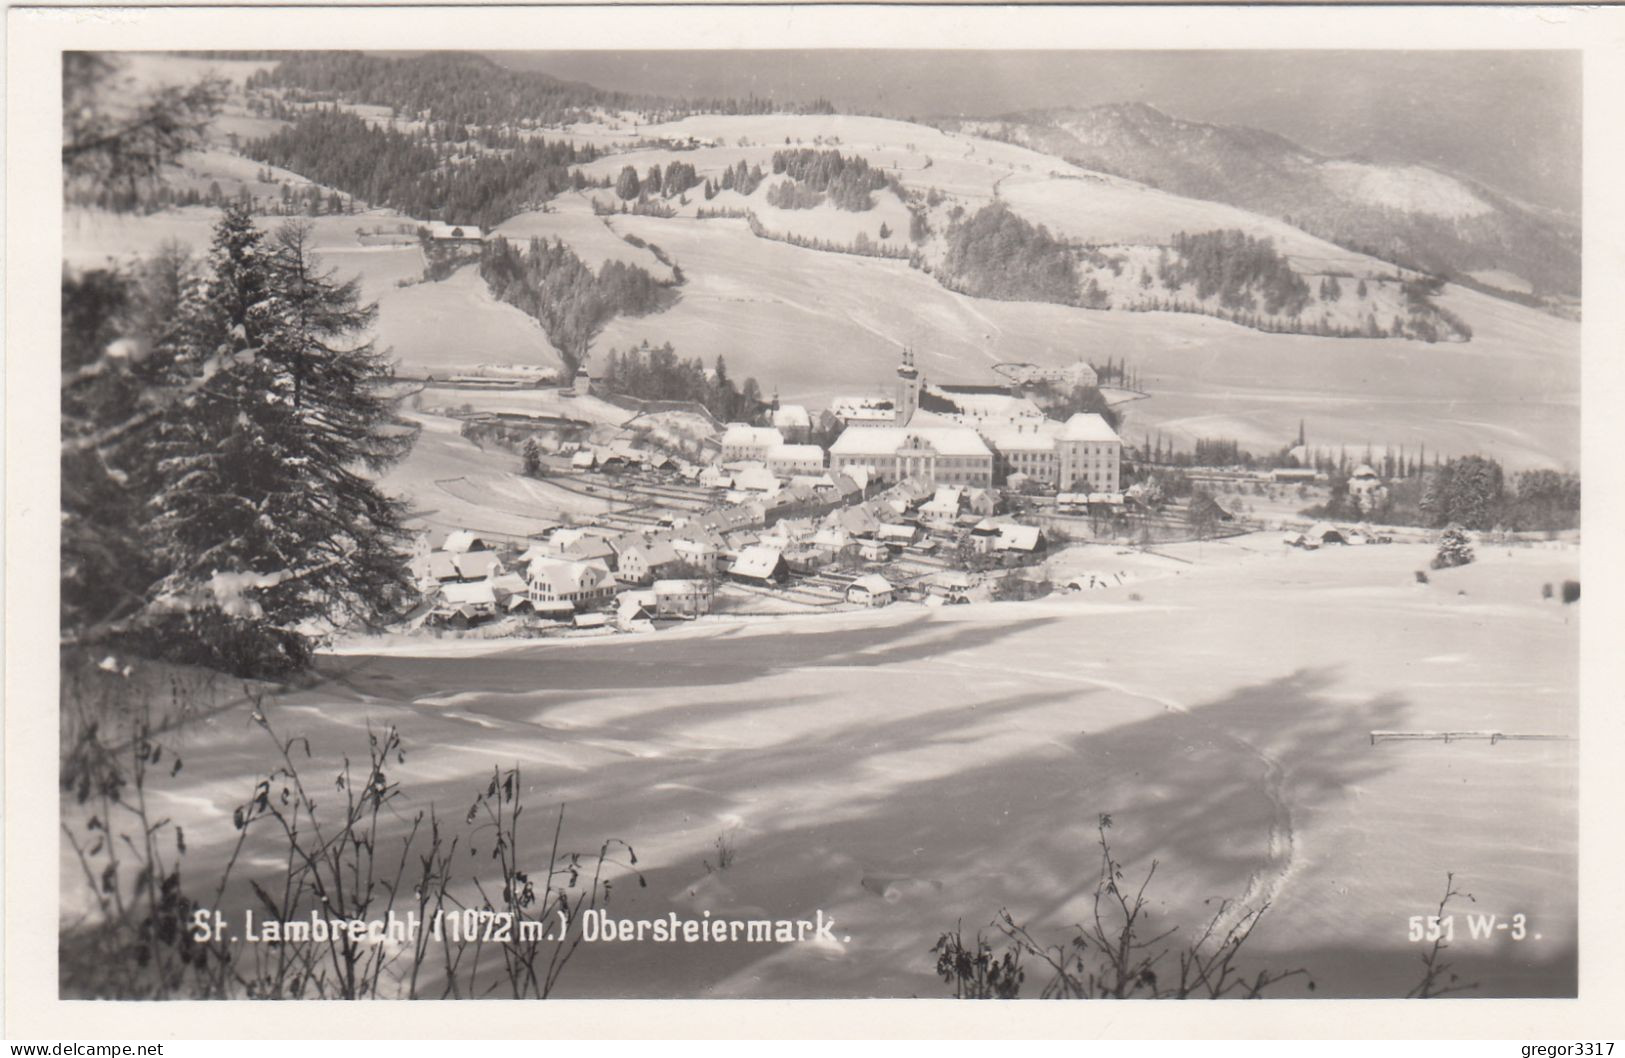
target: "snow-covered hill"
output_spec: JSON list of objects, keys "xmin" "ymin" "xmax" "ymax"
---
[{"xmin": 949, "ymin": 103, "xmax": 1579, "ymax": 301}]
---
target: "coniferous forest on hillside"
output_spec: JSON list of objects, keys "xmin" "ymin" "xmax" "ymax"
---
[
  {"xmin": 250, "ymin": 51, "xmax": 837, "ymax": 129},
  {"xmin": 243, "ymin": 108, "xmax": 598, "ymax": 231},
  {"xmin": 477, "ymin": 235, "xmax": 679, "ymax": 378}
]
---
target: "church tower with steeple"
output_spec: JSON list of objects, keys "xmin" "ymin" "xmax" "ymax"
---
[{"xmin": 895, "ymin": 346, "xmax": 921, "ymax": 426}]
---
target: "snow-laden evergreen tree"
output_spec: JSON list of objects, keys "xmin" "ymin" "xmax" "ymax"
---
[
  {"xmin": 61, "ymin": 244, "xmax": 206, "ymax": 643},
  {"xmin": 143, "ymin": 207, "xmax": 414, "ymax": 673},
  {"xmin": 1430, "ymin": 525, "xmax": 1475, "ymax": 570}
]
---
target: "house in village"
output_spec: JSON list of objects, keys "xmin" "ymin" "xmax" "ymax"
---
[
  {"xmin": 789, "ymin": 473, "xmax": 837, "ymax": 492},
  {"xmin": 730, "ymin": 465, "xmax": 781, "ymax": 494},
  {"xmin": 441, "ymin": 530, "xmax": 491, "ymax": 554},
  {"xmin": 995, "ymin": 524, "xmax": 1046, "ymax": 554},
  {"xmin": 1308, "ymin": 522, "xmax": 1348, "ymax": 546},
  {"xmin": 847, "ymin": 574, "xmax": 895, "ymax": 607},
  {"xmin": 720, "ymin": 424, "xmax": 785, "ymax": 464},
  {"xmin": 698, "ymin": 466, "xmax": 734, "ymax": 489},
  {"xmin": 810, "ymin": 527, "xmax": 852, "ymax": 554},
  {"xmin": 452, "ymin": 550, "xmax": 504, "ymax": 581},
  {"xmin": 836, "ymin": 467, "xmax": 870, "ymax": 495},
  {"xmin": 877, "ymin": 522, "xmax": 919, "ymax": 547},
  {"xmin": 965, "ymin": 488, "xmax": 998, "ymax": 517},
  {"xmin": 652, "ymin": 579, "xmax": 713, "ymax": 617},
  {"xmin": 920, "ymin": 485, "xmax": 965, "ymax": 524},
  {"xmin": 831, "ymin": 503, "xmax": 882, "ymax": 538},
  {"xmin": 729, "ymin": 544, "xmax": 788, "ymax": 585},
  {"xmin": 525, "ymin": 555, "xmax": 616, "ymax": 610},
  {"xmin": 927, "ymin": 569, "xmax": 976, "ymax": 603},
  {"xmin": 856, "ymin": 537, "xmax": 891, "ymax": 563},
  {"xmin": 967, "ymin": 519, "xmax": 1002, "ymax": 555},
  {"xmin": 671, "ymin": 533, "xmax": 724, "ymax": 572},
  {"xmin": 616, "ymin": 590, "xmax": 659, "ymax": 631},
  {"xmin": 615, "ymin": 536, "xmax": 683, "ymax": 584},
  {"xmin": 766, "ymin": 443, "xmax": 826, "ymax": 479},
  {"xmin": 410, "ymin": 550, "xmax": 461, "ymax": 591},
  {"xmin": 430, "ymin": 580, "xmax": 499, "ymax": 627}
]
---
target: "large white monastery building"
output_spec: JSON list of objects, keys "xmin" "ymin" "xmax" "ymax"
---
[{"xmin": 828, "ymin": 349, "xmax": 1121, "ymax": 491}]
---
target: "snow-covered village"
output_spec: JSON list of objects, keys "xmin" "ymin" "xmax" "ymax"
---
[{"xmin": 48, "ymin": 46, "xmax": 1584, "ymax": 1008}]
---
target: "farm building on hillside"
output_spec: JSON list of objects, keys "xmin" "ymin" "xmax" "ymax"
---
[{"xmin": 425, "ymin": 221, "xmax": 485, "ymax": 243}]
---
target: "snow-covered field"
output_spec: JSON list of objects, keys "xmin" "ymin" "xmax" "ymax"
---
[
  {"xmin": 586, "ymin": 215, "xmax": 1577, "ymax": 470},
  {"xmin": 81, "ymin": 539, "xmax": 1578, "ymax": 998},
  {"xmin": 492, "ymin": 204, "xmax": 677, "ymax": 282},
  {"xmin": 376, "ymin": 413, "xmax": 618, "ymax": 540}
]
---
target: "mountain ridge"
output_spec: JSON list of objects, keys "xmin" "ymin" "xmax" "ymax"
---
[{"xmin": 944, "ymin": 102, "xmax": 1579, "ymax": 303}]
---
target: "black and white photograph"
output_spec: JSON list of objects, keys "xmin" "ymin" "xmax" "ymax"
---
[{"xmin": 9, "ymin": 1, "xmax": 1625, "ymax": 1041}]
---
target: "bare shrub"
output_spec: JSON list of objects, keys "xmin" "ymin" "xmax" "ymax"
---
[
  {"xmin": 60, "ymin": 658, "xmax": 642, "ymax": 999},
  {"xmin": 931, "ymin": 923, "xmax": 1024, "ymax": 999},
  {"xmin": 703, "ymin": 831, "xmax": 736, "ymax": 873},
  {"xmin": 1406, "ymin": 873, "xmax": 1480, "ymax": 998},
  {"xmin": 934, "ymin": 815, "xmax": 1314, "ymax": 999}
]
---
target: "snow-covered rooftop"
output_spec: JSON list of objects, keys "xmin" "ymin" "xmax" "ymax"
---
[
  {"xmin": 1060, "ymin": 413, "xmax": 1121, "ymax": 443},
  {"xmin": 830, "ymin": 426, "xmax": 992, "ymax": 458},
  {"xmin": 721, "ymin": 424, "xmax": 785, "ymax": 449}
]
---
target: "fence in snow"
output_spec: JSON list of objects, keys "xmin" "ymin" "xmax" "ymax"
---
[{"xmin": 1369, "ymin": 730, "xmax": 1575, "ymax": 746}]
